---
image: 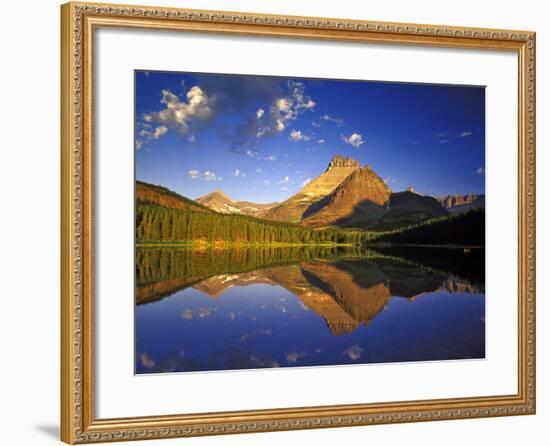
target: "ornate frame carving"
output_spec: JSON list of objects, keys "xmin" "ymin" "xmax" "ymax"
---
[{"xmin": 60, "ymin": 2, "xmax": 536, "ymax": 443}]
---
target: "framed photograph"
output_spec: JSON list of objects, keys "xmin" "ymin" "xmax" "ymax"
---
[{"xmin": 60, "ymin": 2, "xmax": 536, "ymax": 443}]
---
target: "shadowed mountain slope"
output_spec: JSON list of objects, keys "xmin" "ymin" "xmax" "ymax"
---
[
  {"xmin": 302, "ymin": 165, "xmax": 391, "ymax": 228},
  {"xmin": 375, "ymin": 191, "xmax": 448, "ymax": 230},
  {"xmin": 263, "ymin": 155, "xmax": 361, "ymax": 223}
]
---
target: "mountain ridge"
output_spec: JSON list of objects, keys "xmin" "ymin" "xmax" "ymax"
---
[
  {"xmin": 438, "ymin": 193, "xmax": 485, "ymax": 213},
  {"xmin": 142, "ymin": 155, "xmax": 463, "ymax": 231},
  {"xmin": 196, "ymin": 189, "xmax": 278, "ymax": 216},
  {"xmin": 302, "ymin": 165, "xmax": 391, "ymax": 228}
]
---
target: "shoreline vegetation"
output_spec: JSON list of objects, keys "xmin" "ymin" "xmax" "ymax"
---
[
  {"xmin": 135, "ymin": 179, "xmax": 484, "ymax": 248},
  {"xmin": 136, "ymin": 241, "xmax": 355, "ymax": 248},
  {"xmin": 136, "ymin": 207, "xmax": 485, "ymax": 248}
]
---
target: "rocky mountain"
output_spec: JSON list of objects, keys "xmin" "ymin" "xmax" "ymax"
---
[
  {"xmin": 302, "ymin": 165, "xmax": 391, "ymax": 227},
  {"xmin": 263, "ymin": 155, "xmax": 361, "ymax": 223},
  {"xmin": 439, "ymin": 193, "xmax": 485, "ymax": 213},
  {"xmin": 264, "ymin": 155, "xmax": 448, "ymax": 228},
  {"xmin": 140, "ymin": 155, "xmax": 468, "ymax": 232},
  {"xmin": 376, "ymin": 190, "xmax": 448, "ymax": 230},
  {"xmin": 196, "ymin": 188, "xmax": 277, "ymax": 216},
  {"xmin": 301, "ymin": 155, "xmax": 361, "ymax": 196}
]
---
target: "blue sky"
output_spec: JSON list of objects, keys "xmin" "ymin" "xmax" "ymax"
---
[{"xmin": 135, "ymin": 70, "xmax": 485, "ymax": 203}]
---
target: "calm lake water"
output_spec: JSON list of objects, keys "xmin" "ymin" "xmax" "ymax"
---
[{"xmin": 135, "ymin": 245, "xmax": 485, "ymax": 374}]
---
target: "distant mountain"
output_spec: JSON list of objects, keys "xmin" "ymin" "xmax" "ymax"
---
[
  {"xmin": 139, "ymin": 155, "xmax": 473, "ymax": 233},
  {"xmin": 263, "ymin": 155, "xmax": 362, "ymax": 223},
  {"xmin": 302, "ymin": 165, "xmax": 391, "ymax": 227},
  {"xmin": 136, "ymin": 181, "xmax": 212, "ymax": 213},
  {"xmin": 439, "ymin": 193, "xmax": 485, "ymax": 213},
  {"xmin": 196, "ymin": 188, "xmax": 277, "ymax": 216},
  {"xmin": 375, "ymin": 191, "xmax": 448, "ymax": 230},
  {"xmin": 263, "ymin": 155, "xmax": 449, "ymax": 228}
]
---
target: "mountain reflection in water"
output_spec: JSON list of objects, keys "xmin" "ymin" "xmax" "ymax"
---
[{"xmin": 136, "ymin": 246, "xmax": 485, "ymax": 374}]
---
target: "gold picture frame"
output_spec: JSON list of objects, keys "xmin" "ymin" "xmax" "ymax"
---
[{"xmin": 60, "ymin": 2, "xmax": 536, "ymax": 443}]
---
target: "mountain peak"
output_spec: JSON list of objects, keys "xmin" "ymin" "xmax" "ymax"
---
[
  {"xmin": 302, "ymin": 165, "xmax": 391, "ymax": 227},
  {"xmin": 299, "ymin": 156, "xmax": 361, "ymax": 199},
  {"xmin": 326, "ymin": 155, "xmax": 360, "ymax": 171},
  {"xmin": 207, "ymin": 188, "xmax": 230, "ymax": 200}
]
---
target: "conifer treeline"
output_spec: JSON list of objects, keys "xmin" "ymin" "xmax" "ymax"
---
[
  {"xmin": 377, "ymin": 209, "xmax": 485, "ymax": 245},
  {"xmin": 136, "ymin": 202, "xmax": 373, "ymax": 245}
]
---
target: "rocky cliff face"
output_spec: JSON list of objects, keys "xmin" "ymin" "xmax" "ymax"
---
[
  {"xmin": 302, "ymin": 166, "xmax": 391, "ymax": 227},
  {"xmin": 301, "ymin": 155, "xmax": 361, "ymax": 196},
  {"xmin": 439, "ymin": 193, "xmax": 484, "ymax": 209},
  {"xmin": 264, "ymin": 155, "xmax": 362, "ymax": 223}
]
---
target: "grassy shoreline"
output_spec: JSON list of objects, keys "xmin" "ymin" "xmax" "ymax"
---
[{"xmin": 136, "ymin": 241, "xmax": 355, "ymax": 248}]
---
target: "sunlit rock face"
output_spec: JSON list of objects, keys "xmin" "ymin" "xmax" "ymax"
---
[
  {"xmin": 263, "ymin": 155, "xmax": 363, "ymax": 223},
  {"xmin": 439, "ymin": 193, "xmax": 485, "ymax": 213},
  {"xmin": 302, "ymin": 166, "xmax": 391, "ymax": 227},
  {"xmin": 301, "ymin": 155, "xmax": 361, "ymax": 197}
]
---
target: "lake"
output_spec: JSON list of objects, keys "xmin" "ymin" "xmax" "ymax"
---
[{"xmin": 135, "ymin": 245, "xmax": 485, "ymax": 374}]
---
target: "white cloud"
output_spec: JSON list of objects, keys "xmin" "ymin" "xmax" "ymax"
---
[
  {"xmin": 343, "ymin": 132, "xmax": 365, "ymax": 148},
  {"xmin": 459, "ymin": 130, "xmax": 473, "ymax": 137},
  {"xmin": 135, "ymin": 124, "xmax": 168, "ymax": 149},
  {"xmin": 285, "ymin": 351, "xmax": 306, "ymax": 364},
  {"xmin": 440, "ymin": 139, "xmax": 449, "ymax": 144},
  {"xmin": 139, "ymin": 352, "xmax": 155, "ymax": 369},
  {"xmin": 152, "ymin": 125, "xmax": 168, "ymax": 139},
  {"xmin": 320, "ymin": 114, "xmax": 343, "ymax": 125},
  {"xmin": 317, "ymin": 139, "xmax": 325, "ymax": 144},
  {"xmin": 188, "ymin": 169, "xmax": 222, "ymax": 181},
  {"xmin": 255, "ymin": 168, "xmax": 262, "ymax": 174},
  {"xmin": 289, "ymin": 130, "xmax": 311, "ymax": 142},
  {"xmin": 142, "ymin": 86, "xmax": 214, "ymax": 137},
  {"xmin": 301, "ymin": 178, "xmax": 312, "ymax": 188},
  {"xmin": 475, "ymin": 167, "xmax": 485, "ymax": 175},
  {"xmin": 232, "ymin": 169, "xmax": 246, "ymax": 178},
  {"xmin": 253, "ymin": 81, "xmax": 316, "ymax": 140},
  {"xmin": 245, "ymin": 150, "xmax": 277, "ymax": 162},
  {"xmin": 263, "ymin": 180, "xmax": 271, "ymax": 186},
  {"xmin": 343, "ymin": 345, "xmax": 363, "ymax": 361},
  {"xmin": 279, "ymin": 176, "xmax": 290, "ymax": 191}
]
